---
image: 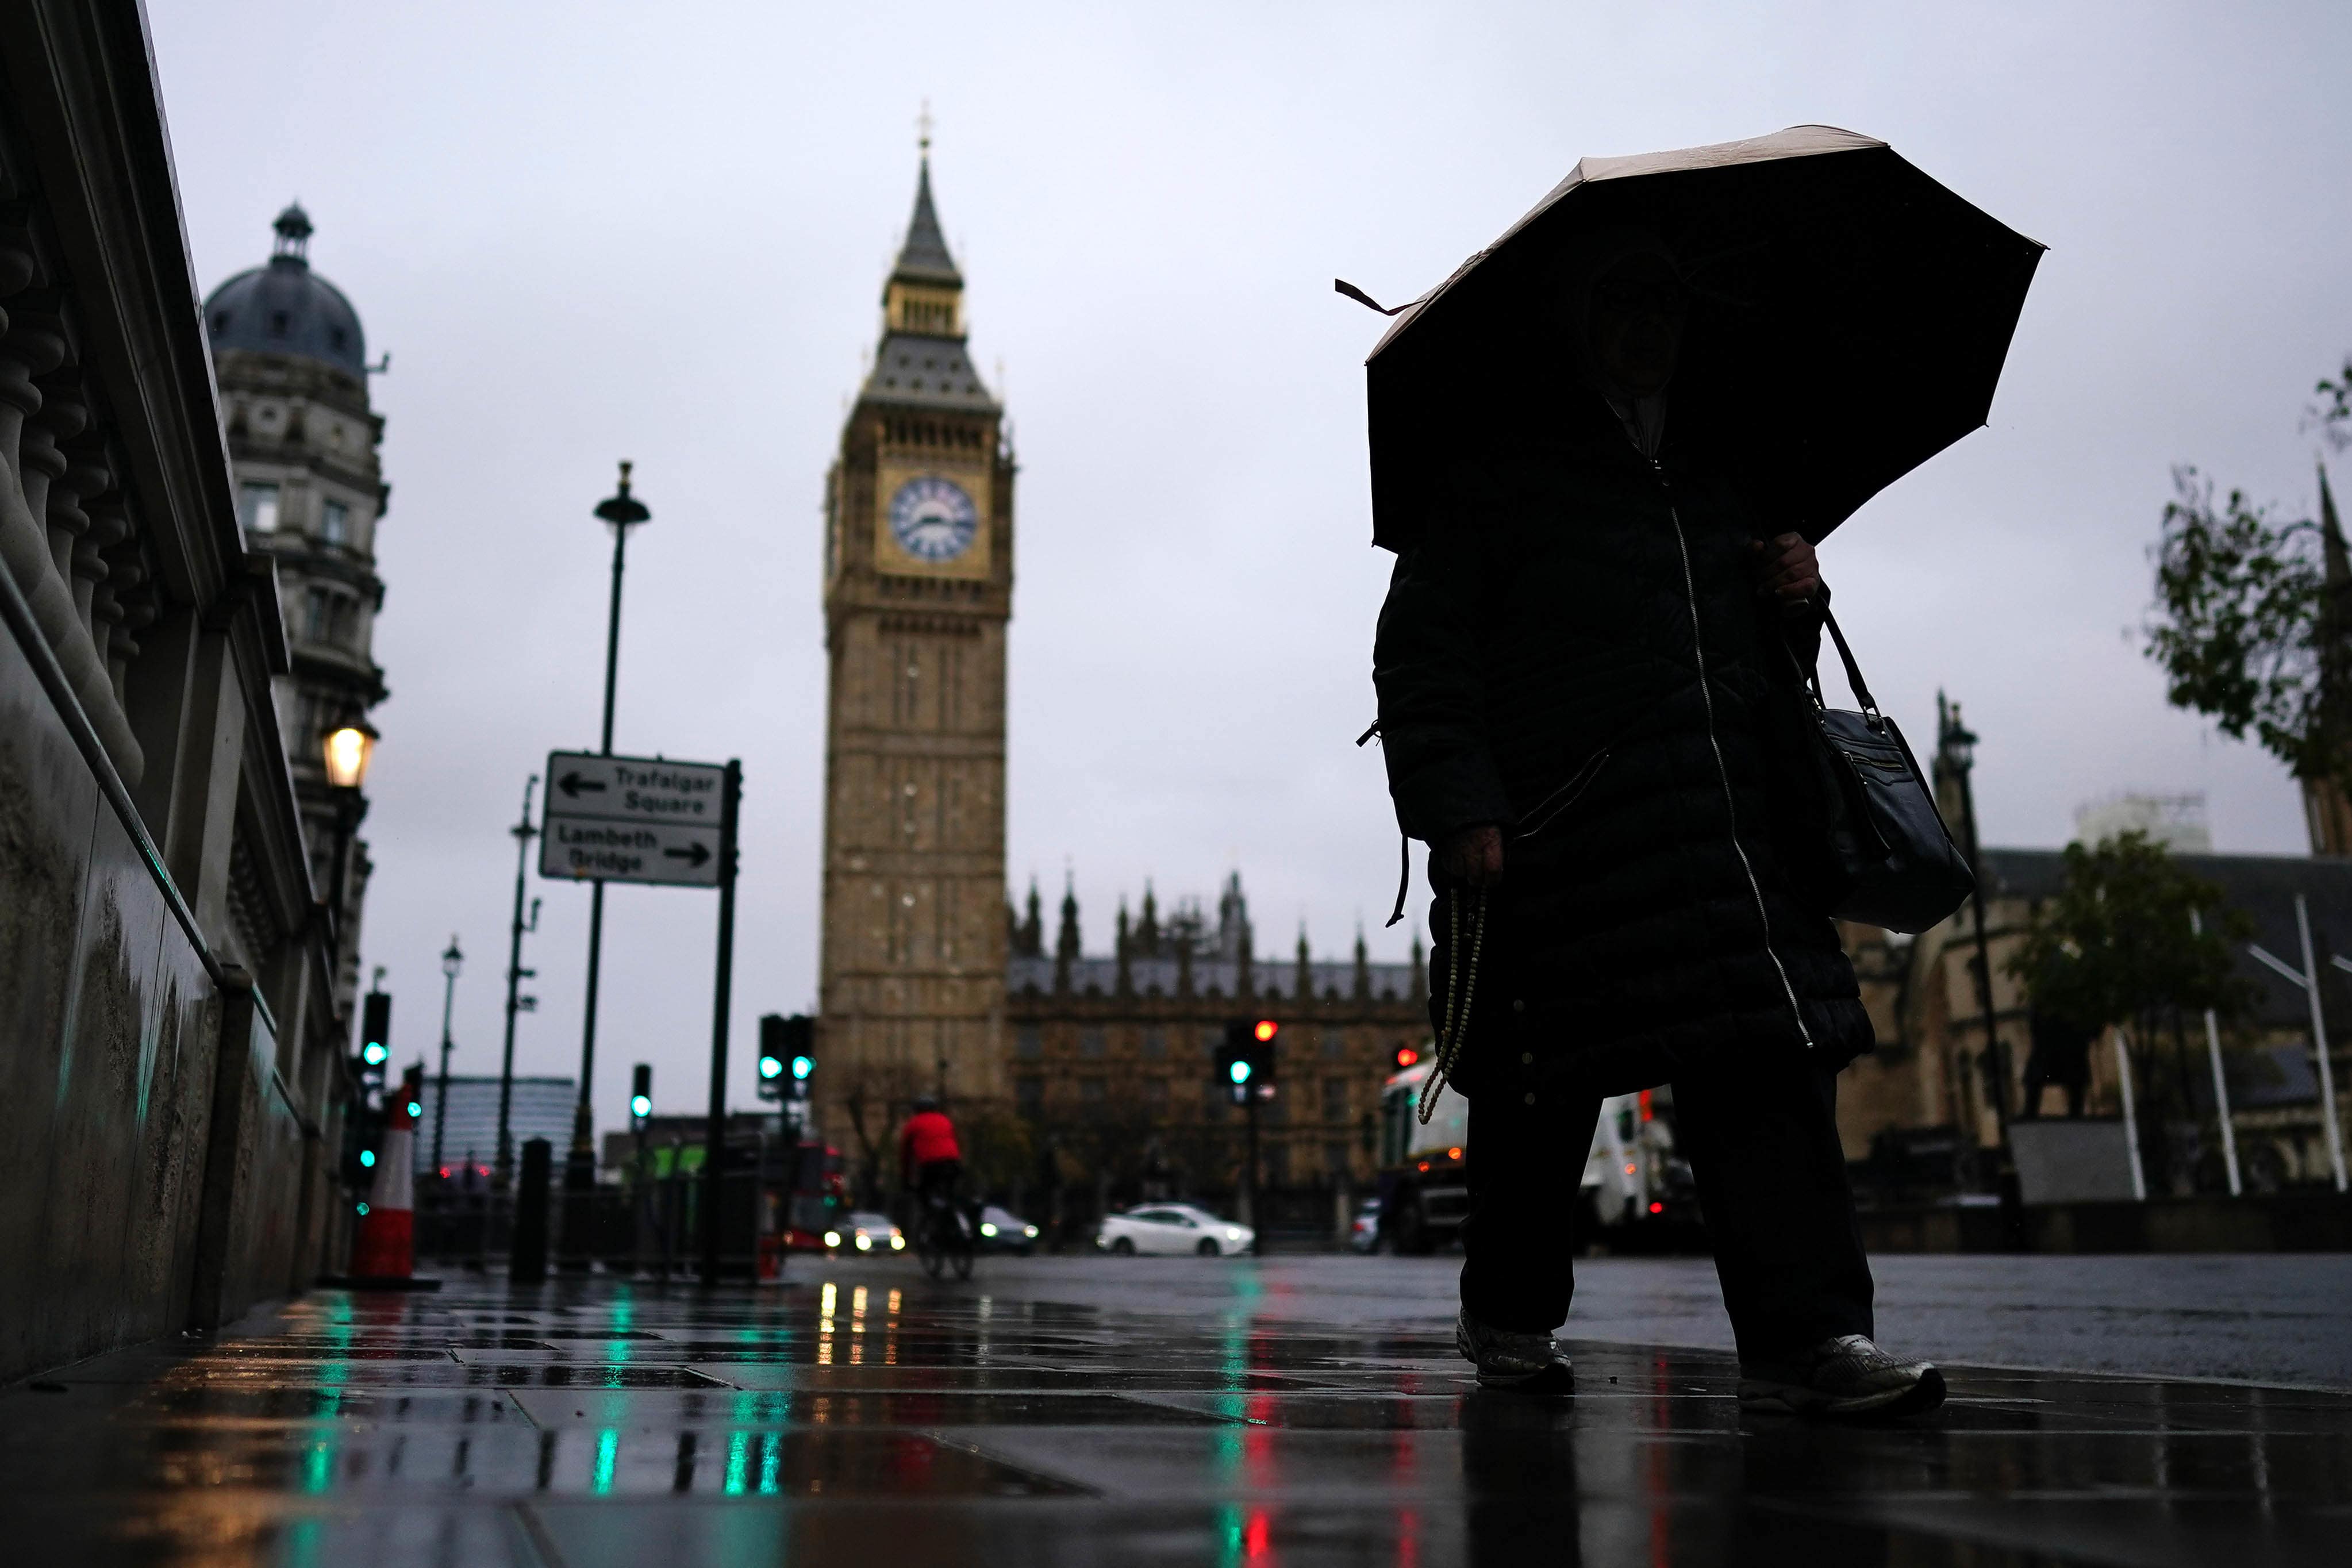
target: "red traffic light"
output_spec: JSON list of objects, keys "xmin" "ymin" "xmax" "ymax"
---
[
  {"xmin": 1253, "ymin": 1019, "xmax": 1277, "ymax": 1043},
  {"xmin": 1394, "ymin": 1046, "xmax": 1419, "ymax": 1068}
]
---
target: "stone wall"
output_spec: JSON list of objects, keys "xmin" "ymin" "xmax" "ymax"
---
[
  {"xmin": 0, "ymin": 0, "xmax": 348, "ymax": 1380},
  {"xmin": 0, "ymin": 586, "xmax": 305, "ymax": 1375}
]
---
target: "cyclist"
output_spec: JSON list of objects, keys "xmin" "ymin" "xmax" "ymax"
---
[{"xmin": 898, "ymin": 1094, "xmax": 963, "ymax": 1213}]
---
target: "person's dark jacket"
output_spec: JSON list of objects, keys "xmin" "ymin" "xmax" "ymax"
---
[{"xmin": 1373, "ymin": 408, "xmax": 1874, "ymax": 1098}]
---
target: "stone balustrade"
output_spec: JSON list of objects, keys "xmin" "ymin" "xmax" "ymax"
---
[{"xmin": 0, "ymin": 190, "xmax": 160, "ymax": 784}]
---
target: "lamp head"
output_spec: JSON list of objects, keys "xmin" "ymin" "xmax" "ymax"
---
[
  {"xmin": 593, "ymin": 459, "xmax": 651, "ymax": 532},
  {"xmin": 321, "ymin": 719, "xmax": 378, "ymax": 789},
  {"xmin": 441, "ymin": 936, "xmax": 463, "ymax": 979},
  {"xmin": 1940, "ymin": 702, "xmax": 1978, "ymax": 774}
]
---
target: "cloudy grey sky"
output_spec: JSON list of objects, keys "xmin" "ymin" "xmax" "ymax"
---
[{"xmin": 149, "ymin": 1, "xmax": 2351, "ymax": 1133}]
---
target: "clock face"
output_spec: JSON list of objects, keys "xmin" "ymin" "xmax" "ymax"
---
[{"xmin": 887, "ymin": 476, "xmax": 979, "ymax": 563}]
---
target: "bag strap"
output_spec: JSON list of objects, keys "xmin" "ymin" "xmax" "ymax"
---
[{"xmin": 1816, "ymin": 606, "xmax": 1880, "ymax": 723}]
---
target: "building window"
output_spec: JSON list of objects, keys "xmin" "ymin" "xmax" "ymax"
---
[
  {"xmin": 1014, "ymin": 1027, "xmax": 1042, "ymax": 1061},
  {"xmin": 1265, "ymin": 1143, "xmax": 1290, "ymax": 1186},
  {"xmin": 1079, "ymin": 1027, "xmax": 1106, "ymax": 1059},
  {"xmin": 1143, "ymin": 1078, "xmax": 1168, "ymax": 1114},
  {"xmin": 1142, "ymin": 1027, "xmax": 1167, "ymax": 1060},
  {"xmin": 320, "ymin": 499, "xmax": 350, "ymax": 544},
  {"xmin": 1205, "ymin": 1082, "xmax": 1227, "ymax": 1121},
  {"xmin": 1326, "ymin": 1140, "xmax": 1351, "ymax": 1177},
  {"xmin": 1201, "ymin": 1027, "xmax": 1224, "ymax": 1058},
  {"xmin": 1079, "ymin": 1078, "xmax": 1106, "ymax": 1106},
  {"xmin": 239, "ymin": 482, "xmax": 280, "ymax": 533},
  {"xmin": 1323, "ymin": 1078, "xmax": 1348, "ymax": 1122},
  {"xmin": 303, "ymin": 587, "xmax": 344, "ymax": 644},
  {"xmin": 1324, "ymin": 1029, "xmax": 1347, "ymax": 1060},
  {"xmin": 1016, "ymin": 1077, "xmax": 1043, "ymax": 1117}
]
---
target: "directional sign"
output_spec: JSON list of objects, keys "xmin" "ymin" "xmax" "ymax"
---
[{"xmin": 540, "ymin": 751, "xmax": 727, "ymax": 887}]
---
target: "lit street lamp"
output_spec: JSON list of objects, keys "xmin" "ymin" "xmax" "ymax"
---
[
  {"xmin": 433, "ymin": 935, "xmax": 463, "ymax": 1181},
  {"xmin": 319, "ymin": 718, "xmax": 377, "ymax": 967}
]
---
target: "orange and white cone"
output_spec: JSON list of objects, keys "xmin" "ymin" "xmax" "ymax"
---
[{"xmin": 349, "ymin": 1094, "xmax": 418, "ymax": 1279}]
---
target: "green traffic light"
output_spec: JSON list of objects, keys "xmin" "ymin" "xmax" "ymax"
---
[
  {"xmin": 361, "ymin": 1042, "xmax": 387, "ymax": 1066},
  {"xmin": 630, "ymin": 1094, "xmax": 652, "ymax": 1119},
  {"xmin": 791, "ymin": 1055, "xmax": 814, "ymax": 1081},
  {"xmin": 359, "ymin": 1150, "xmax": 375, "ymax": 1169},
  {"xmin": 1228, "ymin": 1060, "xmax": 1252, "ymax": 1085},
  {"xmin": 758, "ymin": 1055, "xmax": 783, "ymax": 1080},
  {"xmin": 406, "ymin": 1100, "xmax": 422, "ymax": 1119}
]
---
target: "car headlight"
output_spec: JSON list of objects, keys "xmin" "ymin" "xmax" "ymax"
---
[
  {"xmin": 890, "ymin": 1235, "xmax": 905, "ymax": 1250},
  {"xmin": 823, "ymin": 1231, "xmax": 841, "ymax": 1247},
  {"xmin": 1024, "ymin": 1225, "xmax": 1039, "ymax": 1238},
  {"xmin": 980, "ymin": 1222, "xmax": 998, "ymax": 1237},
  {"xmin": 1226, "ymin": 1228, "xmax": 1243, "ymax": 1240},
  {"xmin": 855, "ymin": 1234, "xmax": 872, "ymax": 1251}
]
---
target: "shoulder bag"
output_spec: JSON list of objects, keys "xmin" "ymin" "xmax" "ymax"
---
[{"xmin": 1786, "ymin": 608, "xmax": 1975, "ymax": 935}]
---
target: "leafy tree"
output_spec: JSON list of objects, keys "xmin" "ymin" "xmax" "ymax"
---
[
  {"xmin": 2007, "ymin": 832, "xmax": 2255, "ymax": 1189},
  {"xmin": 2145, "ymin": 356, "xmax": 2352, "ymax": 790}
]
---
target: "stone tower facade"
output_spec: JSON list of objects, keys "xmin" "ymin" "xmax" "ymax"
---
[
  {"xmin": 817, "ymin": 156, "xmax": 1013, "ymax": 1146},
  {"xmin": 203, "ymin": 205, "xmax": 389, "ymax": 1014}
]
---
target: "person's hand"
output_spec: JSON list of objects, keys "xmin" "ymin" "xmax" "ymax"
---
[
  {"xmin": 1750, "ymin": 532, "xmax": 1821, "ymax": 615},
  {"xmin": 1438, "ymin": 824, "xmax": 1504, "ymax": 889}
]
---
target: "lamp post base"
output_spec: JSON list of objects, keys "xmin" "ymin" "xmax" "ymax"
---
[{"xmin": 555, "ymin": 1105, "xmax": 599, "ymax": 1273}]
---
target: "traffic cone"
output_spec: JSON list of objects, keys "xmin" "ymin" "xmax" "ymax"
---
[{"xmin": 335, "ymin": 1073, "xmax": 440, "ymax": 1289}]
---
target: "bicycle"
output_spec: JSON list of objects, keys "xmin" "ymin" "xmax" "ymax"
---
[{"xmin": 912, "ymin": 1186, "xmax": 975, "ymax": 1281}]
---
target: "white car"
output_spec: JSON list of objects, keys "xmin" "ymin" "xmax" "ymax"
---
[
  {"xmin": 832, "ymin": 1210, "xmax": 905, "ymax": 1254},
  {"xmin": 1097, "ymin": 1203, "xmax": 1254, "ymax": 1257}
]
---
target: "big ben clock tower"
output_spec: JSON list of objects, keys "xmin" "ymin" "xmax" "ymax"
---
[{"xmin": 817, "ymin": 149, "xmax": 1013, "ymax": 1142}]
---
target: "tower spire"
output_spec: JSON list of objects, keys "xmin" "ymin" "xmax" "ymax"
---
[{"xmin": 890, "ymin": 153, "xmax": 962, "ymax": 290}]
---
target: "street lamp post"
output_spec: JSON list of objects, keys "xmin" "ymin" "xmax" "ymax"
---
[
  {"xmin": 433, "ymin": 936, "xmax": 463, "ymax": 1180},
  {"xmin": 562, "ymin": 462, "xmax": 652, "ymax": 1270},
  {"xmin": 319, "ymin": 719, "xmax": 378, "ymax": 969},
  {"xmin": 494, "ymin": 776, "xmax": 541, "ymax": 1195},
  {"xmin": 1939, "ymin": 697, "xmax": 2022, "ymax": 1236}
]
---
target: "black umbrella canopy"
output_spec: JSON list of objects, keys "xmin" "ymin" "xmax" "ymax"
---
[{"xmin": 1362, "ymin": 125, "xmax": 2044, "ymax": 551}]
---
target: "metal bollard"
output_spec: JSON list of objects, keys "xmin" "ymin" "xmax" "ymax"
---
[{"xmin": 512, "ymin": 1137, "xmax": 551, "ymax": 1283}]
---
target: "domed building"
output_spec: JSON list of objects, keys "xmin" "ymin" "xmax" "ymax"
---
[{"xmin": 205, "ymin": 205, "xmax": 390, "ymax": 1014}]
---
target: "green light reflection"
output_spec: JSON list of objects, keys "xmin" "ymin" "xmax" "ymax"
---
[{"xmin": 592, "ymin": 1428, "xmax": 619, "ymax": 1493}]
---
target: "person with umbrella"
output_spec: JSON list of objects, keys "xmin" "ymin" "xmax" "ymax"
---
[{"xmin": 1359, "ymin": 126, "xmax": 2039, "ymax": 1416}]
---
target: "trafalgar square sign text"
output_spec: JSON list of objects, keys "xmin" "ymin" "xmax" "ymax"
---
[{"xmin": 540, "ymin": 751, "xmax": 727, "ymax": 887}]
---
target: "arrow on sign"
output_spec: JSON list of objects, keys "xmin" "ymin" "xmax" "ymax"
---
[
  {"xmin": 558, "ymin": 771, "xmax": 608, "ymax": 799},
  {"xmin": 663, "ymin": 841, "xmax": 713, "ymax": 868}
]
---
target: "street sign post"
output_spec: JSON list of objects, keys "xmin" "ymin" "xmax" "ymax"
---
[{"xmin": 539, "ymin": 752, "xmax": 726, "ymax": 887}]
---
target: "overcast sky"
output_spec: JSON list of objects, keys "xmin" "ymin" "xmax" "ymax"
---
[{"xmin": 148, "ymin": 1, "xmax": 2351, "ymax": 1134}]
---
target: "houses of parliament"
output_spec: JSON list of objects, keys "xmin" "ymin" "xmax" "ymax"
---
[{"xmin": 814, "ymin": 153, "xmax": 1431, "ymax": 1198}]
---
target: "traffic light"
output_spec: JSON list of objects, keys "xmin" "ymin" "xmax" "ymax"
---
[
  {"xmin": 1219, "ymin": 1019, "xmax": 1278, "ymax": 1103},
  {"xmin": 758, "ymin": 1014, "xmax": 814, "ymax": 1102},
  {"xmin": 757, "ymin": 1014, "xmax": 786, "ymax": 1101},
  {"xmin": 1394, "ymin": 1044, "xmax": 1420, "ymax": 1069},
  {"xmin": 359, "ymin": 990, "xmax": 391, "ymax": 1095},
  {"xmin": 631, "ymin": 1063, "xmax": 652, "ymax": 1123},
  {"xmin": 398, "ymin": 1063, "xmax": 424, "ymax": 1123}
]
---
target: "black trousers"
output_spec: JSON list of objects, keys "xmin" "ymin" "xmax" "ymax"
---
[{"xmin": 1459, "ymin": 1056, "xmax": 1873, "ymax": 1362}]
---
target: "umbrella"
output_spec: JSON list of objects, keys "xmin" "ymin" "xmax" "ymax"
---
[{"xmin": 1351, "ymin": 125, "xmax": 2043, "ymax": 551}]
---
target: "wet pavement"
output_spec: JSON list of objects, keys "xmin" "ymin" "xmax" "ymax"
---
[{"xmin": 4, "ymin": 1258, "xmax": 2349, "ymax": 1566}]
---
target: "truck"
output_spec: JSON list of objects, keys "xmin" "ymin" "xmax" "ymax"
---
[{"xmin": 1371, "ymin": 1058, "xmax": 1693, "ymax": 1253}]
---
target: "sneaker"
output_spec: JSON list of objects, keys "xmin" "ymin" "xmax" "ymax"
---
[
  {"xmin": 1455, "ymin": 1308, "xmax": 1574, "ymax": 1393},
  {"xmin": 1738, "ymin": 1334, "xmax": 1946, "ymax": 1419}
]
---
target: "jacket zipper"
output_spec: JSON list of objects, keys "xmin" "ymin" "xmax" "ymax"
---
[{"xmin": 1652, "ymin": 458, "xmax": 1814, "ymax": 1049}]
